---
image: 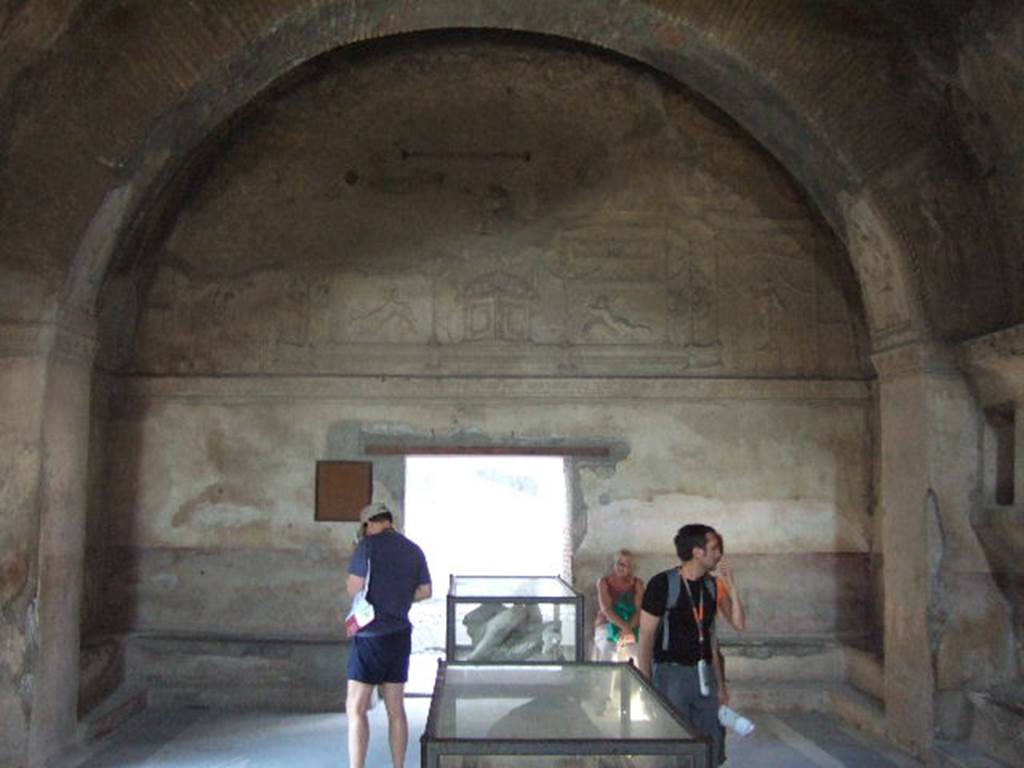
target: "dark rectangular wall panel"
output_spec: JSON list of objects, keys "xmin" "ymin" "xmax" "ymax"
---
[{"xmin": 315, "ymin": 461, "xmax": 372, "ymax": 521}]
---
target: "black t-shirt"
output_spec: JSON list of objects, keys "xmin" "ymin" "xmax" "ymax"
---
[{"xmin": 641, "ymin": 569, "xmax": 717, "ymax": 665}]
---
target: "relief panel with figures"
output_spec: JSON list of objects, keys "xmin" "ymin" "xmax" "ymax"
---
[
  {"xmin": 134, "ymin": 214, "xmax": 864, "ymax": 377},
  {"xmin": 126, "ymin": 41, "xmax": 869, "ymax": 378}
]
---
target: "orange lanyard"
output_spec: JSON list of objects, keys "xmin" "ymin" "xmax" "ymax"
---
[{"xmin": 681, "ymin": 576, "xmax": 705, "ymax": 647}]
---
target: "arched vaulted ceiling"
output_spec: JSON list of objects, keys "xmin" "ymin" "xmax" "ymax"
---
[{"xmin": 1, "ymin": 0, "xmax": 1022, "ymax": 355}]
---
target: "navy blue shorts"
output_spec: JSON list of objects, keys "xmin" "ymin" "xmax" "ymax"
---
[{"xmin": 347, "ymin": 629, "xmax": 412, "ymax": 684}]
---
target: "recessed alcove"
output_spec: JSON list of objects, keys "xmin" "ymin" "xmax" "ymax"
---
[{"xmin": 77, "ymin": 29, "xmax": 880, "ymax": 723}]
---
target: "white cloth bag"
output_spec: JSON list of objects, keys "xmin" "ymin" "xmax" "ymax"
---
[{"xmin": 345, "ymin": 558, "xmax": 375, "ymax": 638}]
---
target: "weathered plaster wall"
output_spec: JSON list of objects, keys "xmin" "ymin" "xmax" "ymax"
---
[
  {"xmin": 94, "ymin": 377, "xmax": 872, "ymax": 654},
  {"xmin": 959, "ymin": 324, "xmax": 1024, "ymax": 690},
  {"xmin": 875, "ymin": 344, "xmax": 1019, "ymax": 754},
  {"xmin": 0, "ymin": 355, "xmax": 47, "ymax": 766},
  {"xmin": 0, "ymin": 334, "xmax": 93, "ymax": 765}
]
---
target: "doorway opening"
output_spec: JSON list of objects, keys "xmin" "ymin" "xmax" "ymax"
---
[{"xmin": 403, "ymin": 455, "xmax": 571, "ymax": 693}]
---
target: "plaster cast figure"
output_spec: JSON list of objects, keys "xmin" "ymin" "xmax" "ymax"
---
[
  {"xmin": 540, "ymin": 620, "xmax": 564, "ymax": 660},
  {"xmin": 463, "ymin": 602, "xmax": 506, "ymax": 646},
  {"xmin": 346, "ymin": 503, "xmax": 432, "ymax": 768},
  {"xmin": 463, "ymin": 603, "xmax": 533, "ymax": 661},
  {"xmin": 637, "ymin": 524, "xmax": 726, "ymax": 766},
  {"xmin": 593, "ymin": 548, "xmax": 646, "ymax": 663},
  {"xmin": 582, "ymin": 294, "xmax": 652, "ymax": 341},
  {"xmin": 462, "ymin": 602, "xmax": 563, "ymax": 662}
]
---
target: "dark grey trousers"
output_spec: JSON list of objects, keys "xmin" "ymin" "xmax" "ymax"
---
[{"xmin": 652, "ymin": 662, "xmax": 724, "ymax": 766}]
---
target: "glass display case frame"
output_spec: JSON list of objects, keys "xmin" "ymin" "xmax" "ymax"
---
[
  {"xmin": 421, "ymin": 660, "xmax": 711, "ymax": 768},
  {"xmin": 445, "ymin": 575, "xmax": 586, "ymax": 664}
]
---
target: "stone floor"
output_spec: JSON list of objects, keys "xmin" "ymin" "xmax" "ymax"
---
[{"xmin": 54, "ymin": 697, "xmax": 928, "ymax": 768}]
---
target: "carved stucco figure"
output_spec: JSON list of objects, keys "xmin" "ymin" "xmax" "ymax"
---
[{"xmin": 350, "ymin": 286, "xmax": 418, "ymax": 342}]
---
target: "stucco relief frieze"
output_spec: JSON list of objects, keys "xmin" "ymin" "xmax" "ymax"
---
[
  {"xmin": 341, "ymin": 279, "xmax": 432, "ymax": 344},
  {"xmin": 752, "ymin": 279, "xmax": 787, "ymax": 358},
  {"xmin": 554, "ymin": 214, "xmax": 665, "ymax": 348},
  {"xmin": 122, "ymin": 43, "xmax": 870, "ymax": 379},
  {"xmin": 350, "ymin": 286, "xmax": 419, "ymax": 341},
  {"xmin": 194, "ymin": 279, "xmax": 266, "ymax": 373},
  {"xmin": 574, "ymin": 290, "xmax": 659, "ymax": 343},
  {"xmin": 663, "ymin": 222, "xmax": 722, "ymax": 368},
  {"xmin": 131, "ymin": 205, "xmax": 864, "ymax": 377},
  {"xmin": 554, "ymin": 215, "xmax": 666, "ymax": 283},
  {"xmin": 666, "ymin": 272, "xmax": 714, "ymax": 342},
  {"xmin": 271, "ymin": 275, "xmax": 310, "ymax": 348},
  {"xmin": 457, "ymin": 266, "xmax": 535, "ymax": 343}
]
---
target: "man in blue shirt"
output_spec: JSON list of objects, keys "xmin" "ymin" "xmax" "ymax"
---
[{"xmin": 347, "ymin": 503, "xmax": 432, "ymax": 768}]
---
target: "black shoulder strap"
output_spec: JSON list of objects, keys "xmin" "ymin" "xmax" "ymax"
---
[
  {"xmin": 705, "ymin": 576, "xmax": 718, "ymax": 636},
  {"xmin": 661, "ymin": 568, "xmax": 681, "ymax": 652}
]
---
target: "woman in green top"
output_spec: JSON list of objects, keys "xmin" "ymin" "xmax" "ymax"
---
[{"xmin": 593, "ymin": 549, "xmax": 646, "ymax": 662}]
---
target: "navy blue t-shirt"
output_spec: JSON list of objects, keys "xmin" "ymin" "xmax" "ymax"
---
[{"xmin": 349, "ymin": 529, "xmax": 431, "ymax": 637}]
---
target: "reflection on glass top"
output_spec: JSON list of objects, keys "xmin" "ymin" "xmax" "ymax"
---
[
  {"xmin": 432, "ymin": 664, "xmax": 695, "ymax": 741},
  {"xmin": 450, "ymin": 576, "xmax": 577, "ymax": 598}
]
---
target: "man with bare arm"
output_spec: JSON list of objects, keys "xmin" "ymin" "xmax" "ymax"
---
[
  {"xmin": 637, "ymin": 524, "xmax": 727, "ymax": 766},
  {"xmin": 346, "ymin": 503, "xmax": 432, "ymax": 768},
  {"xmin": 709, "ymin": 531, "xmax": 745, "ymax": 707}
]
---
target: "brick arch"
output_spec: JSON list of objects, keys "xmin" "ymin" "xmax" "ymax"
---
[{"xmin": 1, "ymin": 1, "xmax": 1007, "ymax": 348}]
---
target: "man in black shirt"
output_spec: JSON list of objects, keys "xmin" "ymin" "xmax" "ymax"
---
[{"xmin": 637, "ymin": 524, "xmax": 725, "ymax": 765}]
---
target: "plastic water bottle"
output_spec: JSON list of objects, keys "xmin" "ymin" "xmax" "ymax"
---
[{"xmin": 718, "ymin": 705, "xmax": 756, "ymax": 736}]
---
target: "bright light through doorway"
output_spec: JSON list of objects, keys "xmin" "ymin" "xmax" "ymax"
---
[{"xmin": 403, "ymin": 455, "xmax": 570, "ymax": 692}]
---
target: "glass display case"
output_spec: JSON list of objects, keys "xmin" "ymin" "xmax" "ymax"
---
[
  {"xmin": 446, "ymin": 575, "xmax": 584, "ymax": 663},
  {"xmin": 421, "ymin": 661, "xmax": 710, "ymax": 768}
]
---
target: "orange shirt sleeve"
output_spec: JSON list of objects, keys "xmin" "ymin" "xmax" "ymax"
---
[{"xmin": 716, "ymin": 576, "xmax": 730, "ymax": 602}]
